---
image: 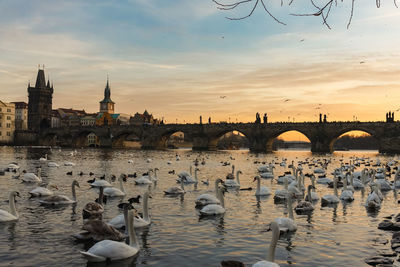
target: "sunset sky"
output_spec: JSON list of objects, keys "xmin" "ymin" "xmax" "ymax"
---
[{"xmin": 1, "ymin": 0, "xmax": 400, "ymax": 126}]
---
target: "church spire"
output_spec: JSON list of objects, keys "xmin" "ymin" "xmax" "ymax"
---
[
  {"xmin": 101, "ymin": 76, "xmax": 113, "ymax": 103},
  {"xmin": 35, "ymin": 68, "xmax": 46, "ymax": 88}
]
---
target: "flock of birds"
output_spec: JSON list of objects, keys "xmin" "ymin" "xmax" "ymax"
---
[{"xmin": 1, "ymin": 151, "xmax": 400, "ymax": 266}]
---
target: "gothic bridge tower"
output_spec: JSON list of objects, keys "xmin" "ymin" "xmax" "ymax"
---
[
  {"xmin": 99, "ymin": 78, "xmax": 115, "ymax": 114},
  {"xmin": 28, "ymin": 67, "xmax": 53, "ymax": 132}
]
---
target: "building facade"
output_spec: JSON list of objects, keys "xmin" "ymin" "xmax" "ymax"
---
[
  {"xmin": 0, "ymin": 101, "xmax": 15, "ymax": 143},
  {"xmin": 28, "ymin": 68, "xmax": 53, "ymax": 132},
  {"xmin": 12, "ymin": 102, "xmax": 28, "ymax": 130}
]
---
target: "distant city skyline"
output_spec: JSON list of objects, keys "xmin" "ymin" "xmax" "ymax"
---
[{"xmin": 1, "ymin": 1, "xmax": 400, "ymax": 126}]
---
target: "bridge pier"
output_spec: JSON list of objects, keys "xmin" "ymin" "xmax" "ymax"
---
[
  {"xmin": 379, "ymin": 137, "xmax": 400, "ymax": 153},
  {"xmin": 192, "ymin": 136, "xmax": 211, "ymax": 150}
]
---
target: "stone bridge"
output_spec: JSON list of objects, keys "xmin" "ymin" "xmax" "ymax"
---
[{"xmin": 38, "ymin": 121, "xmax": 400, "ymax": 153}]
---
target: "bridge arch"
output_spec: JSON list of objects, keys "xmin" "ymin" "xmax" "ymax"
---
[
  {"xmin": 73, "ymin": 130, "xmax": 100, "ymax": 147},
  {"xmin": 329, "ymin": 129, "xmax": 380, "ymax": 152},
  {"xmin": 209, "ymin": 130, "xmax": 250, "ymax": 150},
  {"xmin": 153, "ymin": 130, "xmax": 193, "ymax": 149},
  {"xmin": 266, "ymin": 129, "xmax": 312, "ymax": 152},
  {"xmin": 112, "ymin": 131, "xmax": 141, "ymax": 148}
]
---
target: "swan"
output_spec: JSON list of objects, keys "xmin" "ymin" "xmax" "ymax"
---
[
  {"xmin": 22, "ymin": 168, "xmax": 42, "ymax": 183},
  {"xmin": 225, "ymin": 170, "xmax": 241, "ymax": 188},
  {"xmin": 177, "ymin": 168, "xmax": 199, "ymax": 184},
  {"xmin": 73, "ymin": 219, "xmax": 126, "ymax": 242},
  {"xmin": 39, "ymin": 180, "xmax": 80, "ymax": 205},
  {"xmin": 7, "ymin": 163, "xmax": 20, "ymax": 171},
  {"xmin": 305, "ymin": 175, "xmax": 319, "ymax": 201},
  {"xmin": 294, "ymin": 185, "xmax": 315, "ymax": 213},
  {"xmin": 135, "ymin": 170, "xmax": 153, "ymax": 185},
  {"xmin": 39, "ymin": 154, "xmax": 48, "ymax": 161},
  {"xmin": 164, "ymin": 175, "xmax": 185, "ymax": 195},
  {"xmin": 90, "ymin": 178, "xmax": 112, "ymax": 188},
  {"xmin": 80, "ymin": 210, "xmax": 140, "ymax": 262},
  {"xmin": 64, "ymin": 161, "xmax": 75, "ymax": 166},
  {"xmin": 133, "ymin": 191, "xmax": 151, "ymax": 228},
  {"xmin": 104, "ymin": 174, "xmax": 127, "ymax": 197},
  {"xmin": 274, "ymin": 193, "xmax": 297, "ymax": 233},
  {"xmin": 254, "ymin": 176, "xmax": 271, "ymax": 196},
  {"xmin": 199, "ymin": 185, "xmax": 225, "ymax": 215},
  {"xmin": 0, "ymin": 191, "xmax": 20, "ymax": 222},
  {"xmin": 366, "ymin": 184, "xmax": 382, "ymax": 210},
  {"xmin": 195, "ymin": 179, "xmax": 224, "ymax": 207},
  {"xmin": 321, "ymin": 176, "xmax": 340, "ymax": 205},
  {"xmin": 340, "ymin": 176, "xmax": 354, "ymax": 202},
  {"xmin": 108, "ymin": 203, "xmax": 131, "ymax": 229},
  {"xmin": 352, "ymin": 169, "xmax": 365, "ymax": 189},
  {"xmin": 151, "ymin": 168, "xmax": 159, "ymax": 181},
  {"xmin": 83, "ymin": 187, "xmax": 105, "ymax": 219},
  {"xmin": 274, "ymin": 177, "xmax": 290, "ymax": 202},
  {"xmin": 375, "ymin": 178, "xmax": 392, "ymax": 191},
  {"xmin": 47, "ymin": 162, "xmax": 59, "ymax": 167},
  {"xmin": 252, "ymin": 221, "xmax": 280, "ymax": 267},
  {"xmin": 29, "ymin": 183, "xmax": 58, "ymax": 197}
]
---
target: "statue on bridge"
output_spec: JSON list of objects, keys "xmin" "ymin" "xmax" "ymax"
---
[
  {"xmin": 255, "ymin": 112, "xmax": 261, "ymax": 124},
  {"xmin": 263, "ymin": 113, "xmax": 268, "ymax": 124},
  {"xmin": 386, "ymin": 111, "xmax": 395, "ymax": 123}
]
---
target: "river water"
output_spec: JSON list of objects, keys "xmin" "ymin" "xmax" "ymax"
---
[{"xmin": 0, "ymin": 146, "xmax": 398, "ymax": 267}]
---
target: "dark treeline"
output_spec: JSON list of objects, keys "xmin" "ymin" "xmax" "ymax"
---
[{"xmin": 333, "ymin": 134, "xmax": 379, "ymax": 150}]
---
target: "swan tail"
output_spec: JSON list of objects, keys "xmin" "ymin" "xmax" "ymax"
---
[{"xmin": 80, "ymin": 251, "xmax": 106, "ymax": 262}]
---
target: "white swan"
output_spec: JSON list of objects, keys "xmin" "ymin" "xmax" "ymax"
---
[
  {"xmin": 39, "ymin": 180, "xmax": 80, "ymax": 205},
  {"xmin": 305, "ymin": 175, "xmax": 319, "ymax": 201},
  {"xmin": 274, "ymin": 177, "xmax": 290, "ymax": 202},
  {"xmin": 177, "ymin": 168, "xmax": 199, "ymax": 184},
  {"xmin": 294, "ymin": 185, "xmax": 315, "ymax": 213},
  {"xmin": 39, "ymin": 154, "xmax": 48, "ymax": 161},
  {"xmin": 252, "ymin": 221, "xmax": 280, "ymax": 267},
  {"xmin": 340, "ymin": 175, "xmax": 354, "ymax": 201},
  {"xmin": 91, "ymin": 178, "xmax": 112, "ymax": 188},
  {"xmin": 164, "ymin": 175, "xmax": 185, "ymax": 195},
  {"xmin": 0, "ymin": 191, "xmax": 20, "ymax": 222},
  {"xmin": 135, "ymin": 170, "xmax": 153, "ymax": 185},
  {"xmin": 195, "ymin": 179, "xmax": 224, "ymax": 207},
  {"xmin": 64, "ymin": 161, "xmax": 75, "ymax": 166},
  {"xmin": 47, "ymin": 162, "xmax": 59, "ymax": 167},
  {"xmin": 104, "ymin": 174, "xmax": 127, "ymax": 197},
  {"xmin": 199, "ymin": 185, "xmax": 225, "ymax": 215},
  {"xmin": 22, "ymin": 168, "xmax": 42, "ymax": 183},
  {"xmin": 254, "ymin": 176, "xmax": 271, "ymax": 196},
  {"xmin": 29, "ymin": 183, "xmax": 58, "ymax": 197},
  {"xmin": 321, "ymin": 176, "xmax": 340, "ymax": 205},
  {"xmin": 225, "ymin": 170, "xmax": 241, "ymax": 188},
  {"xmin": 108, "ymin": 203, "xmax": 131, "ymax": 229},
  {"xmin": 366, "ymin": 184, "xmax": 382, "ymax": 210},
  {"xmin": 80, "ymin": 210, "xmax": 139, "ymax": 262},
  {"xmin": 134, "ymin": 191, "xmax": 151, "ymax": 228},
  {"xmin": 274, "ymin": 193, "xmax": 297, "ymax": 233}
]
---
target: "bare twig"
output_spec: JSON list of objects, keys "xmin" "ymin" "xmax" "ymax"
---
[
  {"xmin": 347, "ymin": 0, "xmax": 355, "ymax": 29},
  {"xmin": 259, "ymin": 0, "xmax": 287, "ymax": 25}
]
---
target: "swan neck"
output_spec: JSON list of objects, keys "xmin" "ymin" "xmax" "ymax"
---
[
  {"xmin": 307, "ymin": 186, "xmax": 312, "ymax": 202},
  {"xmin": 288, "ymin": 195, "xmax": 294, "ymax": 220},
  {"xmin": 180, "ymin": 177, "xmax": 185, "ymax": 190},
  {"xmin": 143, "ymin": 192, "xmax": 149, "ymax": 221},
  {"xmin": 218, "ymin": 188, "xmax": 225, "ymax": 208},
  {"xmin": 268, "ymin": 224, "xmax": 279, "ymax": 262},
  {"xmin": 72, "ymin": 183, "xmax": 77, "ymax": 201},
  {"xmin": 257, "ymin": 177, "xmax": 261, "ymax": 194},
  {"xmin": 343, "ymin": 177, "xmax": 347, "ymax": 190},
  {"xmin": 9, "ymin": 193, "xmax": 17, "ymax": 218},
  {"xmin": 214, "ymin": 180, "xmax": 219, "ymax": 193},
  {"xmin": 119, "ymin": 178, "xmax": 125, "ymax": 193},
  {"xmin": 284, "ymin": 178, "xmax": 288, "ymax": 189},
  {"xmin": 128, "ymin": 211, "xmax": 139, "ymax": 248},
  {"xmin": 236, "ymin": 171, "xmax": 240, "ymax": 185},
  {"xmin": 334, "ymin": 179, "xmax": 338, "ymax": 196}
]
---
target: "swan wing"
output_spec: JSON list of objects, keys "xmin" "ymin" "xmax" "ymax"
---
[
  {"xmin": 83, "ymin": 220, "xmax": 125, "ymax": 241},
  {"xmin": 195, "ymin": 194, "xmax": 220, "ymax": 205},
  {"xmin": 108, "ymin": 214, "xmax": 125, "ymax": 229},
  {"xmin": 200, "ymin": 204, "xmax": 225, "ymax": 215},
  {"xmin": 134, "ymin": 216, "xmax": 150, "ymax": 228},
  {"xmin": 39, "ymin": 195, "xmax": 73, "ymax": 204},
  {"xmin": 0, "ymin": 210, "xmax": 18, "ymax": 221},
  {"xmin": 253, "ymin": 260, "xmax": 280, "ymax": 267},
  {"xmin": 84, "ymin": 240, "xmax": 138, "ymax": 262},
  {"xmin": 104, "ymin": 187, "xmax": 125, "ymax": 197}
]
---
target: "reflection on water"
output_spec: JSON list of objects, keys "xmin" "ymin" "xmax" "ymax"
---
[{"xmin": 0, "ymin": 147, "xmax": 398, "ymax": 266}]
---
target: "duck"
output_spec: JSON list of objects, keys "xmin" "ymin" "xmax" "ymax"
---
[
  {"xmin": 199, "ymin": 185, "xmax": 226, "ymax": 215},
  {"xmin": 321, "ymin": 176, "xmax": 340, "ymax": 205},
  {"xmin": 22, "ymin": 167, "xmax": 42, "ymax": 183},
  {"xmin": 252, "ymin": 221, "xmax": 280, "ymax": 267},
  {"xmin": 274, "ymin": 193, "xmax": 297, "ymax": 233},
  {"xmin": 127, "ymin": 195, "xmax": 141, "ymax": 204},
  {"xmin": 254, "ymin": 176, "xmax": 271, "ymax": 196},
  {"xmin": 80, "ymin": 210, "xmax": 140, "ymax": 262},
  {"xmin": 29, "ymin": 183, "xmax": 58, "ymax": 197},
  {"xmin": 104, "ymin": 174, "xmax": 127, "ymax": 197},
  {"xmin": 225, "ymin": 170, "xmax": 242, "ymax": 188},
  {"xmin": 195, "ymin": 179, "xmax": 224, "ymax": 207},
  {"xmin": 0, "ymin": 191, "xmax": 20, "ymax": 222},
  {"xmin": 39, "ymin": 180, "xmax": 80, "ymax": 205}
]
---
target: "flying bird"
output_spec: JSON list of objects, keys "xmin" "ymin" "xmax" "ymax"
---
[
  {"xmin": 220, "ymin": 96, "xmax": 226, "ymax": 99},
  {"xmin": 315, "ymin": 107, "xmax": 321, "ymax": 109},
  {"xmin": 284, "ymin": 99, "xmax": 290, "ymax": 102},
  {"xmin": 300, "ymin": 39, "xmax": 305, "ymax": 42},
  {"xmin": 360, "ymin": 61, "xmax": 365, "ymax": 64}
]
